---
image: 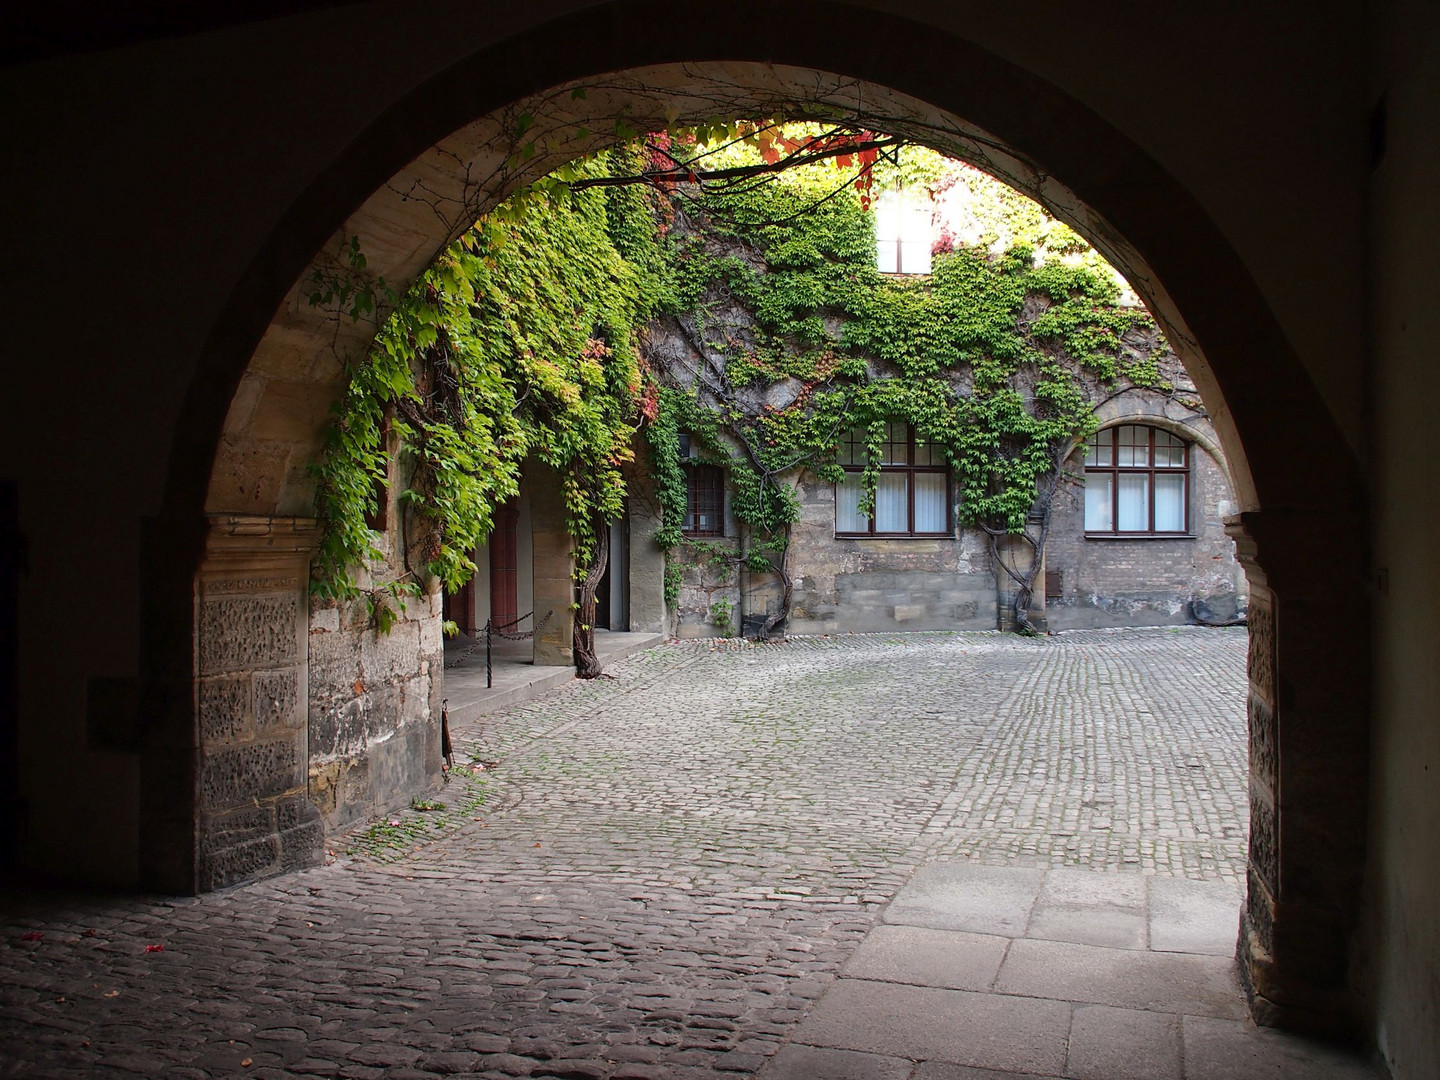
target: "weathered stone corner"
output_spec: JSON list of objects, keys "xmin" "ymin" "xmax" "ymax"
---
[{"xmin": 195, "ymin": 515, "xmax": 323, "ymax": 891}]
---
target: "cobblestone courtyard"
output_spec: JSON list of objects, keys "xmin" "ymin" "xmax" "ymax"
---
[{"xmin": 1, "ymin": 629, "xmax": 1253, "ymax": 1078}]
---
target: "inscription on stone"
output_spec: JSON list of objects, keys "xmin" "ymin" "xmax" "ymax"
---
[
  {"xmin": 199, "ymin": 595, "xmax": 298, "ymax": 675},
  {"xmin": 205, "ymin": 576, "xmax": 295, "ymax": 595}
]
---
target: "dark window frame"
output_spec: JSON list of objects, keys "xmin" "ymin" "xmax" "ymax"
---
[
  {"xmin": 835, "ymin": 423, "xmax": 952, "ymax": 538},
  {"xmin": 682, "ymin": 463, "xmax": 725, "ymax": 538},
  {"xmin": 1083, "ymin": 424, "xmax": 1192, "ymax": 537}
]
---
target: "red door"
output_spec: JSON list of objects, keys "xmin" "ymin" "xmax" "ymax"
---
[
  {"xmin": 489, "ymin": 501, "xmax": 519, "ymax": 631},
  {"xmin": 445, "ymin": 578, "xmax": 474, "ymax": 635}
]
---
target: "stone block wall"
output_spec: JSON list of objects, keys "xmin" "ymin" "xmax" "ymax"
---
[
  {"xmin": 305, "ymin": 461, "xmax": 445, "ymax": 834},
  {"xmin": 667, "ymin": 424, "xmax": 1243, "ymax": 638},
  {"xmin": 195, "ymin": 517, "xmax": 325, "ymax": 891},
  {"xmin": 786, "ymin": 472, "xmax": 996, "ymax": 634},
  {"xmin": 1045, "ymin": 439, "xmax": 1245, "ymax": 630},
  {"xmin": 307, "ymin": 583, "xmax": 444, "ymax": 833},
  {"xmin": 671, "ymin": 471, "xmax": 998, "ymax": 637}
]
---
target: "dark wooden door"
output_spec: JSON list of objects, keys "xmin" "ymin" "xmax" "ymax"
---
[{"xmin": 490, "ymin": 501, "xmax": 519, "ymax": 630}]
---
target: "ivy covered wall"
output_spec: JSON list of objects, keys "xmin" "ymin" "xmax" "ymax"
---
[
  {"xmin": 636, "ymin": 141, "xmax": 1240, "ymax": 636},
  {"xmin": 313, "ymin": 130, "xmax": 1243, "ymax": 654}
]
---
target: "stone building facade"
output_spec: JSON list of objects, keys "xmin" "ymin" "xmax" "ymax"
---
[
  {"xmin": 661, "ymin": 327, "xmax": 1245, "ymax": 639},
  {"xmin": 666, "ymin": 390, "xmax": 1245, "ymax": 640}
]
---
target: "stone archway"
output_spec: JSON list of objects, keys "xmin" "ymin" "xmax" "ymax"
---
[{"xmin": 148, "ymin": 1, "xmax": 1368, "ymax": 1036}]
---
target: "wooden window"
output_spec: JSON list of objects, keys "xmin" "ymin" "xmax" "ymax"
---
[
  {"xmin": 683, "ymin": 464, "xmax": 725, "ymax": 537},
  {"xmin": 835, "ymin": 422, "xmax": 952, "ymax": 537},
  {"xmin": 874, "ymin": 189, "xmax": 934, "ymax": 275},
  {"xmin": 1083, "ymin": 425, "xmax": 1190, "ymax": 536}
]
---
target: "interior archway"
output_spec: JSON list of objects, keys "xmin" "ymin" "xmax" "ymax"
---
[{"xmin": 152, "ymin": 1, "xmax": 1369, "ymax": 1035}]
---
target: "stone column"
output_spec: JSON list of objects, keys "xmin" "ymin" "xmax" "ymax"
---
[
  {"xmin": 1227, "ymin": 511, "xmax": 1369, "ymax": 1034},
  {"xmin": 194, "ymin": 515, "xmax": 323, "ymax": 891},
  {"xmin": 527, "ymin": 463, "xmax": 575, "ymax": 667}
]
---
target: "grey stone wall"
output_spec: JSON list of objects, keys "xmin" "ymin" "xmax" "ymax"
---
[
  {"xmin": 671, "ymin": 470, "xmax": 998, "ymax": 637},
  {"xmin": 306, "ymin": 509, "xmax": 444, "ymax": 832},
  {"xmin": 195, "ymin": 517, "xmax": 324, "ymax": 892},
  {"xmin": 1045, "ymin": 439, "xmax": 1245, "ymax": 631},
  {"xmin": 668, "ymin": 410, "xmax": 1244, "ymax": 637},
  {"xmin": 785, "ymin": 473, "xmax": 997, "ymax": 635}
]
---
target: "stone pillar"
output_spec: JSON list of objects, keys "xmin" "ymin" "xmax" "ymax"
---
[
  {"xmin": 194, "ymin": 515, "xmax": 323, "ymax": 891},
  {"xmin": 626, "ymin": 476, "xmax": 671, "ymax": 635},
  {"xmin": 527, "ymin": 463, "xmax": 575, "ymax": 667},
  {"xmin": 1227, "ymin": 511, "xmax": 1369, "ymax": 1034}
]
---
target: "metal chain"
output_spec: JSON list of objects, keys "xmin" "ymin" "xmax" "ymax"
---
[{"xmin": 444, "ymin": 610, "xmax": 554, "ymax": 670}]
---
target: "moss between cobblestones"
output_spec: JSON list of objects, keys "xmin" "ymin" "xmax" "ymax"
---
[{"xmin": 344, "ymin": 766, "xmax": 490, "ymax": 861}]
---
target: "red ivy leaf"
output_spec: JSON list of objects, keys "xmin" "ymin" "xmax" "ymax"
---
[
  {"xmin": 19, "ymin": 931, "xmax": 42, "ymax": 942},
  {"xmin": 144, "ymin": 944, "xmax": 164, "ymax": 953}
]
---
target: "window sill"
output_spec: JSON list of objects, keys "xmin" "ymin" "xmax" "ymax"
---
[
  {"xmin": 1084, "ymin": 533, "xmax": 1196, "ymax": 541},
  {"xmin": 835, "ymin": 533, "xmax": 954, "ymax": 540}
]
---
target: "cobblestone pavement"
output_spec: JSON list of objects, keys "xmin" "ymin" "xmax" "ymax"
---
[{"xmin": 0, "ymin": 628, "xmax": 1249, "ymax": 1079}]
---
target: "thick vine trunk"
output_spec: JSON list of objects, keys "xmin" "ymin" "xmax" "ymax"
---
[
  {"xmin": 759, "ymin": 531, "xmax": 793, "ymax": 640},
  {"xmin": 572, "ymin": 518, "xmax": 610, "ymax": 679},
  {"xmin": 988, "ymin": 468, "xmax": 1063, "ymax": 635},
  {"xmin": 990, "ymin": 528, "xmax": 1043, "ymax": 635}
]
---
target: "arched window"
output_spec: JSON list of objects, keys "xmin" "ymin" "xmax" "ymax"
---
[{"xmin": 1083, "ymin": 425, "xmax": 1190, "ymax": 535}]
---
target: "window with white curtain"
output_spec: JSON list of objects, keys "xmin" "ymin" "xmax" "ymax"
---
[
  {"xmin": 874, "ymin": 190, "xmax": 934, "ymax": 275},
  {"xmin": 834, "ymin": 423, "xmax": 951, "ymax": 537},
  {"xmin": 1083, "ymin": 425, "xmax": 1190, "ymax": 536}
]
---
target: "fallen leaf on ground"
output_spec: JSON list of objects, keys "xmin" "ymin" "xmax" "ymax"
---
[
  {"xmin": 103, "ymin": 991, "xmax": 119, "ymax": 998},
  {"xmin": 19, "ymin": 931, "xmax": 42, "ymax": 941},
  {"xmin": 240, "ymin": 1058, "xmax": 253, "ymax": 1067},
  {"xmin": 81, "ymin": 929, "xmax": 97, "ymax": 938},
  {"xmin": 144, "ymin": 944, "xmax": 164, "ymax": 953}
]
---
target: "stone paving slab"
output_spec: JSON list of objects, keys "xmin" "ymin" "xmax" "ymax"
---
[
  {"xmin": 765, "ymin": 1045, "xmax": 916, "ymax": 1080},
  {"xmin": 1181, "ymin": 1016, "xmax": 1388, "ymax": 1080},
  {"xmin": 883, "ymin": 864, "xmax": 1044, "ymax": 936},
  {"xmin": 1065, "ymin": 1004, "xmax": 1181, "ymax": 1080},
  {"xmin": 994, "ymin": 938, "xmax": 1246, "ymax": 1018},
  {"xmin": 796, "ymin": 979, "xmax": 1072, "ymax": 1075},
  {"xmin": 777, "ymin": 861, "xmax": 1383, "ymax": 1080},
  {"xmin": 840, "ymin": 926, "xmax": 1008, "ymax": 991},
  {"xmin": 1147, "ymin": 877, "xmax": 1244, "ymax": 956}
]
